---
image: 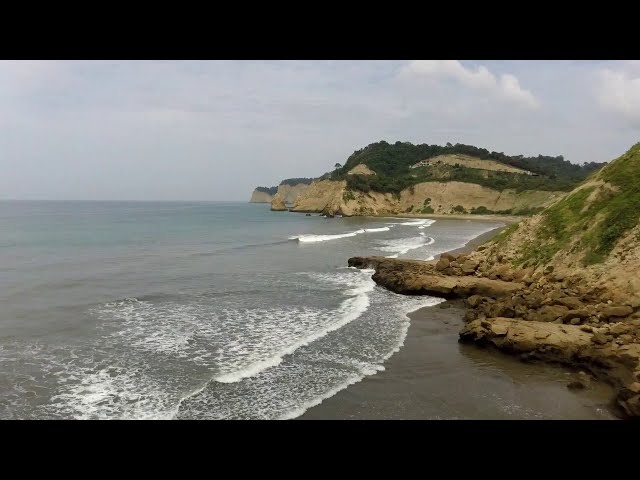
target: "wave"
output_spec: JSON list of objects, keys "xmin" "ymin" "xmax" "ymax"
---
[
  {"xmin": 289, "ymin": 225, "xmax": 393, "ymax": 243},
  {"xmin": 212, "ymin": 269, "xmax": 375, "ymax": 383},
  {"xmin": 277, "ymin": 294, "xmax": 445, "ymax": 420},
  {"xmin": 377, "ymin": 235, "xmax": 435, "ymax": 257},
  {"xmin": 386, "ymin": 219, "xmax": 436, "ymax": 229},
  {"xmin": 289, "ymin": 231, "xmax": 359, "ymax": 242}
]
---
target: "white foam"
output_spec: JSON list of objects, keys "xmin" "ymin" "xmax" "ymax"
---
[
  {"xmin": 213, "ymin": 270, "xmax": 375, "ymax": 383},
  {"xmin": 290, "ymin": 225, "xmax": 391, "ymax": 243},
  {"xmin": 290, "ymin": 231, "xmax": 358, "ymax": 242},
  {"xmin": 276, "ymin": 294, "xmax": 445, "ymax": 420},
  {"xmin": 387, "ymin": 219, "xmax": 436, "ymax": 227},
  {"xmin": 377, "ymin": 235, "xmax": 435, "ymax": 257}
]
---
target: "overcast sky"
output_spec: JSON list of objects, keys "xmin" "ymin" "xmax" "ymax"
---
[{"xmin": 1, "ymin": 60, "xmax": 639, "ymax": 201}]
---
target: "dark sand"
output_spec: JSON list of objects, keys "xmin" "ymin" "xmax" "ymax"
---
[{"xmin": 300, "ymin": 225, "xmax": 620, "ymax": 420}]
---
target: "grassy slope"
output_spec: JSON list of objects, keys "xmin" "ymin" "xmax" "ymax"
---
[{"xmin": 511, "ymin": 143, "xmax": 640, "ymax": 266}]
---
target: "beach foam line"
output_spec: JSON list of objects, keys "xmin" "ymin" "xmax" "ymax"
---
[{"xmin": 278, "ymin": 295, "xmax": 445, "ymax": 420}]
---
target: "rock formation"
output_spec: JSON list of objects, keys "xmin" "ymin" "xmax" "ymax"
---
[
  {"xmin": 270, "ymin": 195, "xmax": 287, "ymax": 211},
  {"xmin": 249, "ymin": 189, "xmax": 275, "ymax": 203}
]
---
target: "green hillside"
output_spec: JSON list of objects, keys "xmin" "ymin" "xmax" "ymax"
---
[
  {"xmin": 331, "ymin": 141, "xmax": 606, "ymax": 195},
  {"xmin": 511, "ymin": 142, "xmax": 640, "ymax": 266}
]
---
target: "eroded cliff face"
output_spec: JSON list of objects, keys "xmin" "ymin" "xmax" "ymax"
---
[
  {"xmin": 276, "ymin": 183, "xmax": 310, "ymax": 204},
  {"xmin": 290, "ymin": 180, "xmax": 347, "ymax": 213},
  {"xmin": 291, "ymin": 179, "xmax": 565, "ymax": 216},
  {"xmin": 249, "ymin": 190, "xmax": 274, "ymax": 203}
]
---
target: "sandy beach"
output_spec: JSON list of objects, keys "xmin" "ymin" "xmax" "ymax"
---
[{"xmin": 300, "ymin": 224, "xmax": 620, "ymax": 420}]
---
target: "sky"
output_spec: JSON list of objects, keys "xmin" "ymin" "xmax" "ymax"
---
[{"xmin": 1, "ymin": 60, "xmax": 639, "ymax": 201}]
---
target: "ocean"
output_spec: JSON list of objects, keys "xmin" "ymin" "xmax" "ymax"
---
[{"xmin": 0, "ymin": 200, "xmax": 503, "ymax": 419}]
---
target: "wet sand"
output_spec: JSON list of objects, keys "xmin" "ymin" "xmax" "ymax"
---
[
  {"xmin": 300, "ymin": 224, "xmax": 620, "ymax": 420},
  {"xmin": 300, "ymin": 300, "xmax": 618, "ymax": 420}
]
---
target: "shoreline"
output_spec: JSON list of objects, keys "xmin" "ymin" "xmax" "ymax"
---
[
  {"xmin": 290, "ymin": 209, "xmax": 524, "ymax": 224},
  {"xmin": 372, "ymin": 212, "xmax": 523, "ymax": 224},
  {"xmin": 300, "ymin": 222, "xmax": 618, "ymax": 420},
  {"xmin": 300, "ymin": 298, "xmax": 617, "ymax": 419}
]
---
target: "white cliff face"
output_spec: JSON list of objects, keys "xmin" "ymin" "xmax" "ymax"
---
[
  {"xmin": 249, "ymin": 190, "xmax": 275, "ymax": 203},
  {"xmin": 276, "ymin": 183, "xmax": 311, "ymax": 204}
]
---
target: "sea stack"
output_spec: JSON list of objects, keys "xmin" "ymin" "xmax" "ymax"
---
[{"xmin": 270, "ymin": 196, "xmax": 287, "ymax": 211}]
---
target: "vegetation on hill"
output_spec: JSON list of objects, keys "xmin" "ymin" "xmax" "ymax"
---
[
  {"xmin": 255, "ymin": 186, "xmax": 278, "ymax": 195},
  {"xmin": 280, "ymin": 177, "xmax": 315, "ymax": 186},
  {"xmin": 330, "ymin": 141, "xmax": 606, "ymax": 195},
  {"xmin": 514, "ymin": 143, "xmax": 640, "ymax": 266}
]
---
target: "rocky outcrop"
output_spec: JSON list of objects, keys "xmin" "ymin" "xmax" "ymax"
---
[
  {"xmin": 250, "ymin": 189, "xmax": 275, "ymax": 203},
  {"xmin": 348, "ymin": 246, "xmax": 640, "ymax": 417},
  {"xmin": 459, "ymin": 317, "xmax": 640, "ymax": 417},
  {"xmin": 348, "ymin": 256, "xmax": 522, "ymax": 298},
  {"xmin": 270, "ymin": 196, "xmax": 287, "ymax": 211}
]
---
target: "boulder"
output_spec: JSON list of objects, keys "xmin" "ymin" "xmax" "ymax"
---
[
  {"xmin": 591, "ymin": 332, "xmax": 609, "ymax": 345},
  {"xmin": 524, "ymin": 291, "xmax": 545, "ymax": 309},
  {"xmin": 562, "ymin": 309, "xmax": 590, "ymax": 321},
  {"xmin": 495, "ymin": 265, "xmax": 514, "ymax": 281},
  {"xmin": 466, "ymin": 295, "xmax": 484, "ymax": 308},
  {"xmin": 600, "ymin": 305, "xmax": 633, "ymax": 319},
  {"xmin": 567, "ymin": 380, "xmax": 586, "ymax": 390},
  {"xmin": 440, "ymin": 253, "xmax": 456, "ymax": 262},
  {"xmin": 461, "ymin": 260, "xmax": 479, "ymax": 275},
  {"xmin": 435, "ymin": 258, "xmax": 450, "ymax": 271},
  {"xmin": 555, "ymin": 297, "xmax": 584, "ymax": 310},
  {"xmin": 532, "ymin": 305, "xmax": 570, "ymax": 323}
]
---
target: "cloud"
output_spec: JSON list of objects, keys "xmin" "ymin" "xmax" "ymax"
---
[
  {"xmin": 399, "ymin": 60, "xmax": 540, "ymax": 109},
  {"xmin": 0, "ymin": 60, "xmax": 638, "ymax": 200},
  {"xmin": 597, "ymin": 66, "xmax": 640, "ymax": 127}
]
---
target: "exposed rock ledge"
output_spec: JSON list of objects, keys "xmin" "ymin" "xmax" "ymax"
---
[
  {"xmin": 348, "ymin": 254, "xmax": 640, "ymax": 418},
  {"xmin": 348, "ymin": 256, "xmax": 522, "ymax": 298}
]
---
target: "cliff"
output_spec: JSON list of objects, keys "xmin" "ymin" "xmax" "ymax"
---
[
  {"xmin": 275, "ymin": 182, "xmax": 310, "ymax": 204},
  {"xmin": 348, "ymin": 143, "xmax": 640, "ymax": 417},
  {"xmin": 251, "ymin": 140, "xmax": 605, "ymax": 215},
  {"xmin": 290, "ymin": 178, "xmax": 564, "ymax": 216},
  {"xmin": 250, "ymin": 190, "xmax": 275, "ymax": 203}
]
